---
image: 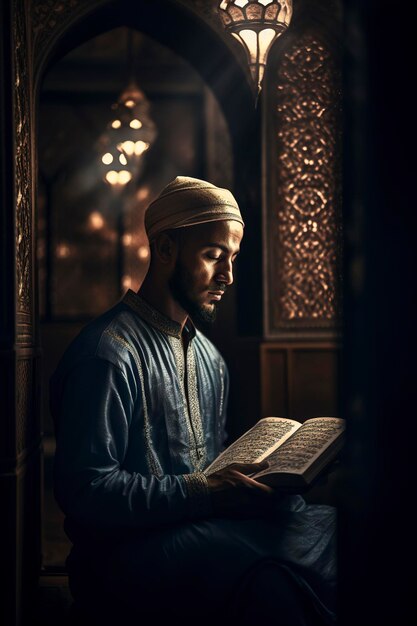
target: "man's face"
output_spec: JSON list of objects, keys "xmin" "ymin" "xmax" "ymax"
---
[{"xmin": 169, "ymin": 220, "xmax": 243, "ymax": 324}]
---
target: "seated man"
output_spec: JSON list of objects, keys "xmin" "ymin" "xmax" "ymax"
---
[{"xmin": 50, "ymin": 176, "xmax": 337, "ymax": 625}]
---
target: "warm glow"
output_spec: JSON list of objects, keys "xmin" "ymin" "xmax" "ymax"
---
[
  {"xmin": 129, "ymin": 119, "xmax": 142, "ymax": 129},
  {"xmin": 134, "ymin": 140, "xmax": 149, "ymax": 156},
  {"xmin": 239, "ymin": 29, "xmax": 258, "ymax": 58},
  {"xmin": 102, "ymin": 152, "xmax": 113, "ymax": 165},
  {"xmin": 89, "ymin": 211, "xmax": 105, "ymax": 230},
  {"xmin": 258, "ymin": 28, "xmax": 277, "ymax": 64},
  {"xmin": 105, "ymin": 171, "xmax": 119, "ymax": 185},
  {"xmin": 119, "ymin": 140, "xmax": 135, "ymax": 155},
  {"xmin": 136, "ymin": 187, "xmax": 150, "ymax": 201},
  {"xmin": 118, "ymin": 170, "xmax": 132, "ymax": 185},
  {"xmin": 125, "ymin": 99, "xmax": 135, "ymax": 108},
  {"xmin": 137, "ymin": 245, "xmax": 149, "ymax": 260},
  {"xmin": 105, "ymin": 170, "xmax": 132, "ymax": 186},
  {"xmin": 56, "ymin": 243, "xmax": 71, "ymax": 258},
  {"xmin": 118, "ymin": 140, "xmax": 149, "ymax": 157},
  {"xmin": 111, "ymin": 120, "xmax": 121, "ymax": 129},
  {"xmin": 122, "ymin": 234, "xmax": 133, "ymax": 246},
  {"xmin": 122, "ymin": 275, "xmax": 132, "ymax": 288},
  {"xmin": 119, "ymin": 153, "xmax": 128, "ymax": 165}
]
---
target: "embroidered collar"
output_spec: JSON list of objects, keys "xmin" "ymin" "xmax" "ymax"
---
[{"xmin": 122, "ymin": 289, "xmax": 196, "ymax": 340}]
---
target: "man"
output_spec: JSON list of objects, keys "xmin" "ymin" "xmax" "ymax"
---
[{"xmin": 51, "ymin": 176, "xmax": 337, "ymax": 625}]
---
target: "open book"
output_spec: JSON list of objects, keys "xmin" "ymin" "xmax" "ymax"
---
[{"xmin": 204, "ymin": 416, "xmax": 345, "ymax": 491}]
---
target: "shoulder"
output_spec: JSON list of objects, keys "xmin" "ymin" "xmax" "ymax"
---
[{"xmin": 53, "ymin": 302, "xmax": 147, "ymax": 381}]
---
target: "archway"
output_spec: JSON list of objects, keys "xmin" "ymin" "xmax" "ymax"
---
[
  {"xmin": 37, "ymin": 22, "xmax": 247, "ymax": 574},
  {"xmin": 1, "ymin": 2, "xmax": 263, "ymax": 624}
]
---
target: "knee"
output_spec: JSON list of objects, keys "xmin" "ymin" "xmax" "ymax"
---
[{"xmin": 229, "ymin": 562, "xmax": 321, "ymax": 626}]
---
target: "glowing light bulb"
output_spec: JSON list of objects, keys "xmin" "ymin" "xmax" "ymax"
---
[
  {"xmin": 105, "ymin": 171, "xmax": 119, "ymax": 185},
  {"xmin": 111, "ymin": 120, "xmax": 121, "ymax": 129},
  {"xmin": 134, "ymin": 141, "xmax": 149, "ymax": 156},
  {"xmin": 129, "ymin": 119, "xmax": 142, "ymax": 129},
  {"xmin": 102, "ymin": 152, "xmax": 113, "ymax": 165},
  {"xmin": 118, "ymin": 170, "xmax": 132, "ymax": 185},
  {"xmin": 120, "ymin": 141, "xmax": 135, "ymax": 155}
]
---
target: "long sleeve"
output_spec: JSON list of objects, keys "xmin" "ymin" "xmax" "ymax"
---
[{"xmin": 53, "ymin": 357, "xmax": 211, "ymax": 532}]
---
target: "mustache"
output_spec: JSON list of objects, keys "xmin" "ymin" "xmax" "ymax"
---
[{"xmin": 209, "ymin": 282, "xmax": 227, "ymax": 293}]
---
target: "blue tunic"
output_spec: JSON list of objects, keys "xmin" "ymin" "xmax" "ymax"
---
[{"xmin": 51, "ymin": 290, "xmax": 337, "ymax": 623}]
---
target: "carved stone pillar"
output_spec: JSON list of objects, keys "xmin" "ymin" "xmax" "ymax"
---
[{"xmin": 0, "ymin": 1, "xmax": 42, "ymax": 624}]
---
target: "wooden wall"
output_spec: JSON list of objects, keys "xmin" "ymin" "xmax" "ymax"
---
[{"xmin": 260, "ymin": 342, "xmax": 340, "ymax": 420}]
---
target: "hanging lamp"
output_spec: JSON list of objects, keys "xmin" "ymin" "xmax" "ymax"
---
[
  {"xmin": 218, "ymin": 0, "xmax": 292, "ymax": 96},
  {"xmin": 98, "ymin": 30, "xmax": 157, "ymax": 187}
]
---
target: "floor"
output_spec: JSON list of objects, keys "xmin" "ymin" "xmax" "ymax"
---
[{"xmin": 34, "ymin": 437, "xmax": 73, "ymax": 626}]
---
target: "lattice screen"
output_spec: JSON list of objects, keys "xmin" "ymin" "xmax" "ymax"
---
[{"xmin": 267, "ymin": 33, "xmax": 342, "ymax": 335}]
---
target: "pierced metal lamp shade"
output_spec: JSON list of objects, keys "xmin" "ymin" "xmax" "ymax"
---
[
  {"xmin": 218, "ymin": 0, "xmax": 292, "ymax": 94},
  {"xmin": 98, "ymin": 81, "xmax": 157, "ymax": 187},
  {"xmin": 111, "ymin": 81, "xmax": 157, "ymax": 162}
]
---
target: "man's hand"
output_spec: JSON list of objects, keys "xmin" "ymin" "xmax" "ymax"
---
[{"xmin": 205, "ymin": 462, "xmax": 277, "ymax": 518}]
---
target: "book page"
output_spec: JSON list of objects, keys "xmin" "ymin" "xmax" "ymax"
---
[
  {"xmin": 254, "ymin": 417, "xmax": 345, "ymax": 477},
  {"xmin": 204, "ymin": 417, "xmax": 300, "ymax": 475}
]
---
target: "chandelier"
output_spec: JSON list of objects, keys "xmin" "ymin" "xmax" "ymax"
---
[
  {"xmin": 218, "ymin": 0, "xmax": 293, "ymax": 95},
  {"xmin": 98, "ymin": 31, "xmax": 157, "ymax": 187}
]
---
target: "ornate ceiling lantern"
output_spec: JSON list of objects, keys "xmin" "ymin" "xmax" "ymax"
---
[
  {"xmin": 110, "ymin": 81, "xmax": 157, "ymax": 163},
  {"xmin": 218, "ymin": 0, "xmax": 293, "ymax": 95},
  {"xmin": 99, "ymin": 81, "xmax": 157, "ymax": 187},
  {"xmin": 98, "ymin": 30, "xmax": 157, "ymax": 188}
]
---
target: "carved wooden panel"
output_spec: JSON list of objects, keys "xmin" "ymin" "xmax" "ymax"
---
[
  {"xmin": 267, "ymin": 32, "xmax": 342, "ymax": 334},
  {"xmin": 14, "ymin": 0, "xmax": 32, "ymax": 322},
  {"xmin": 32, "ymin": 0, "xmax": 81, "ymax": 66},
  {"xmin": 260, "ymin": 342, "xmax": 340, "ymax": 421},
  {"xmin": 16, "ymin": 358, "xmax": 38, "ymax": 455}
]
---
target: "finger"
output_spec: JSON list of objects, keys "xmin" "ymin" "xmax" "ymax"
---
[{"xmin": 232, "ymin": 471, "xmax": 275, "ymax": 495}]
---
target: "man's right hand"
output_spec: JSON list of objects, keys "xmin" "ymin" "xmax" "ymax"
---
[{"xmin": 205, "ymin": 462, "xmax": 277, "ymax": 518}]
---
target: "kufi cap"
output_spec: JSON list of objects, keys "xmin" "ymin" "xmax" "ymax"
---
[{"xmin": 145, "ymin": 176, "xmax": 244, "ymax": 241}]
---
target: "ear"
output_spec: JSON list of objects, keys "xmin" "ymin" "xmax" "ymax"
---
[{"xmin": 153, "ymin": 232, "xmax": 178, "ymax": 265}]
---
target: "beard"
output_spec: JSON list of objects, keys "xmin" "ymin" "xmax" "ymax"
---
[{"xmin": 169, "ymin": 259, "xmax": 221, "ymax": 325}]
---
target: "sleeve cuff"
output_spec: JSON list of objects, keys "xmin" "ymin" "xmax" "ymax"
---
[{"xmin": 181, "ymin": 472, "xmax": 212, "ymax": 518}]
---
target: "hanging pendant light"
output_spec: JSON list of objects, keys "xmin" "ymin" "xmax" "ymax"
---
[
  {"xmin": 110, "ymin": 81, "xmax": 156, "ymax": 163},
  {"xmin": 218, "ymin": 0, "xmax": 292, "ymax": 96},
  {"xmin": 98, "ymin": 31, "xmax": 157, "ymax": 188}
]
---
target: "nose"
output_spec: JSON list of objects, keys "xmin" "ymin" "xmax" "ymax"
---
[{"xmin": 215, "ymin": 258, "xmax": 234, "ymax": 286}]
